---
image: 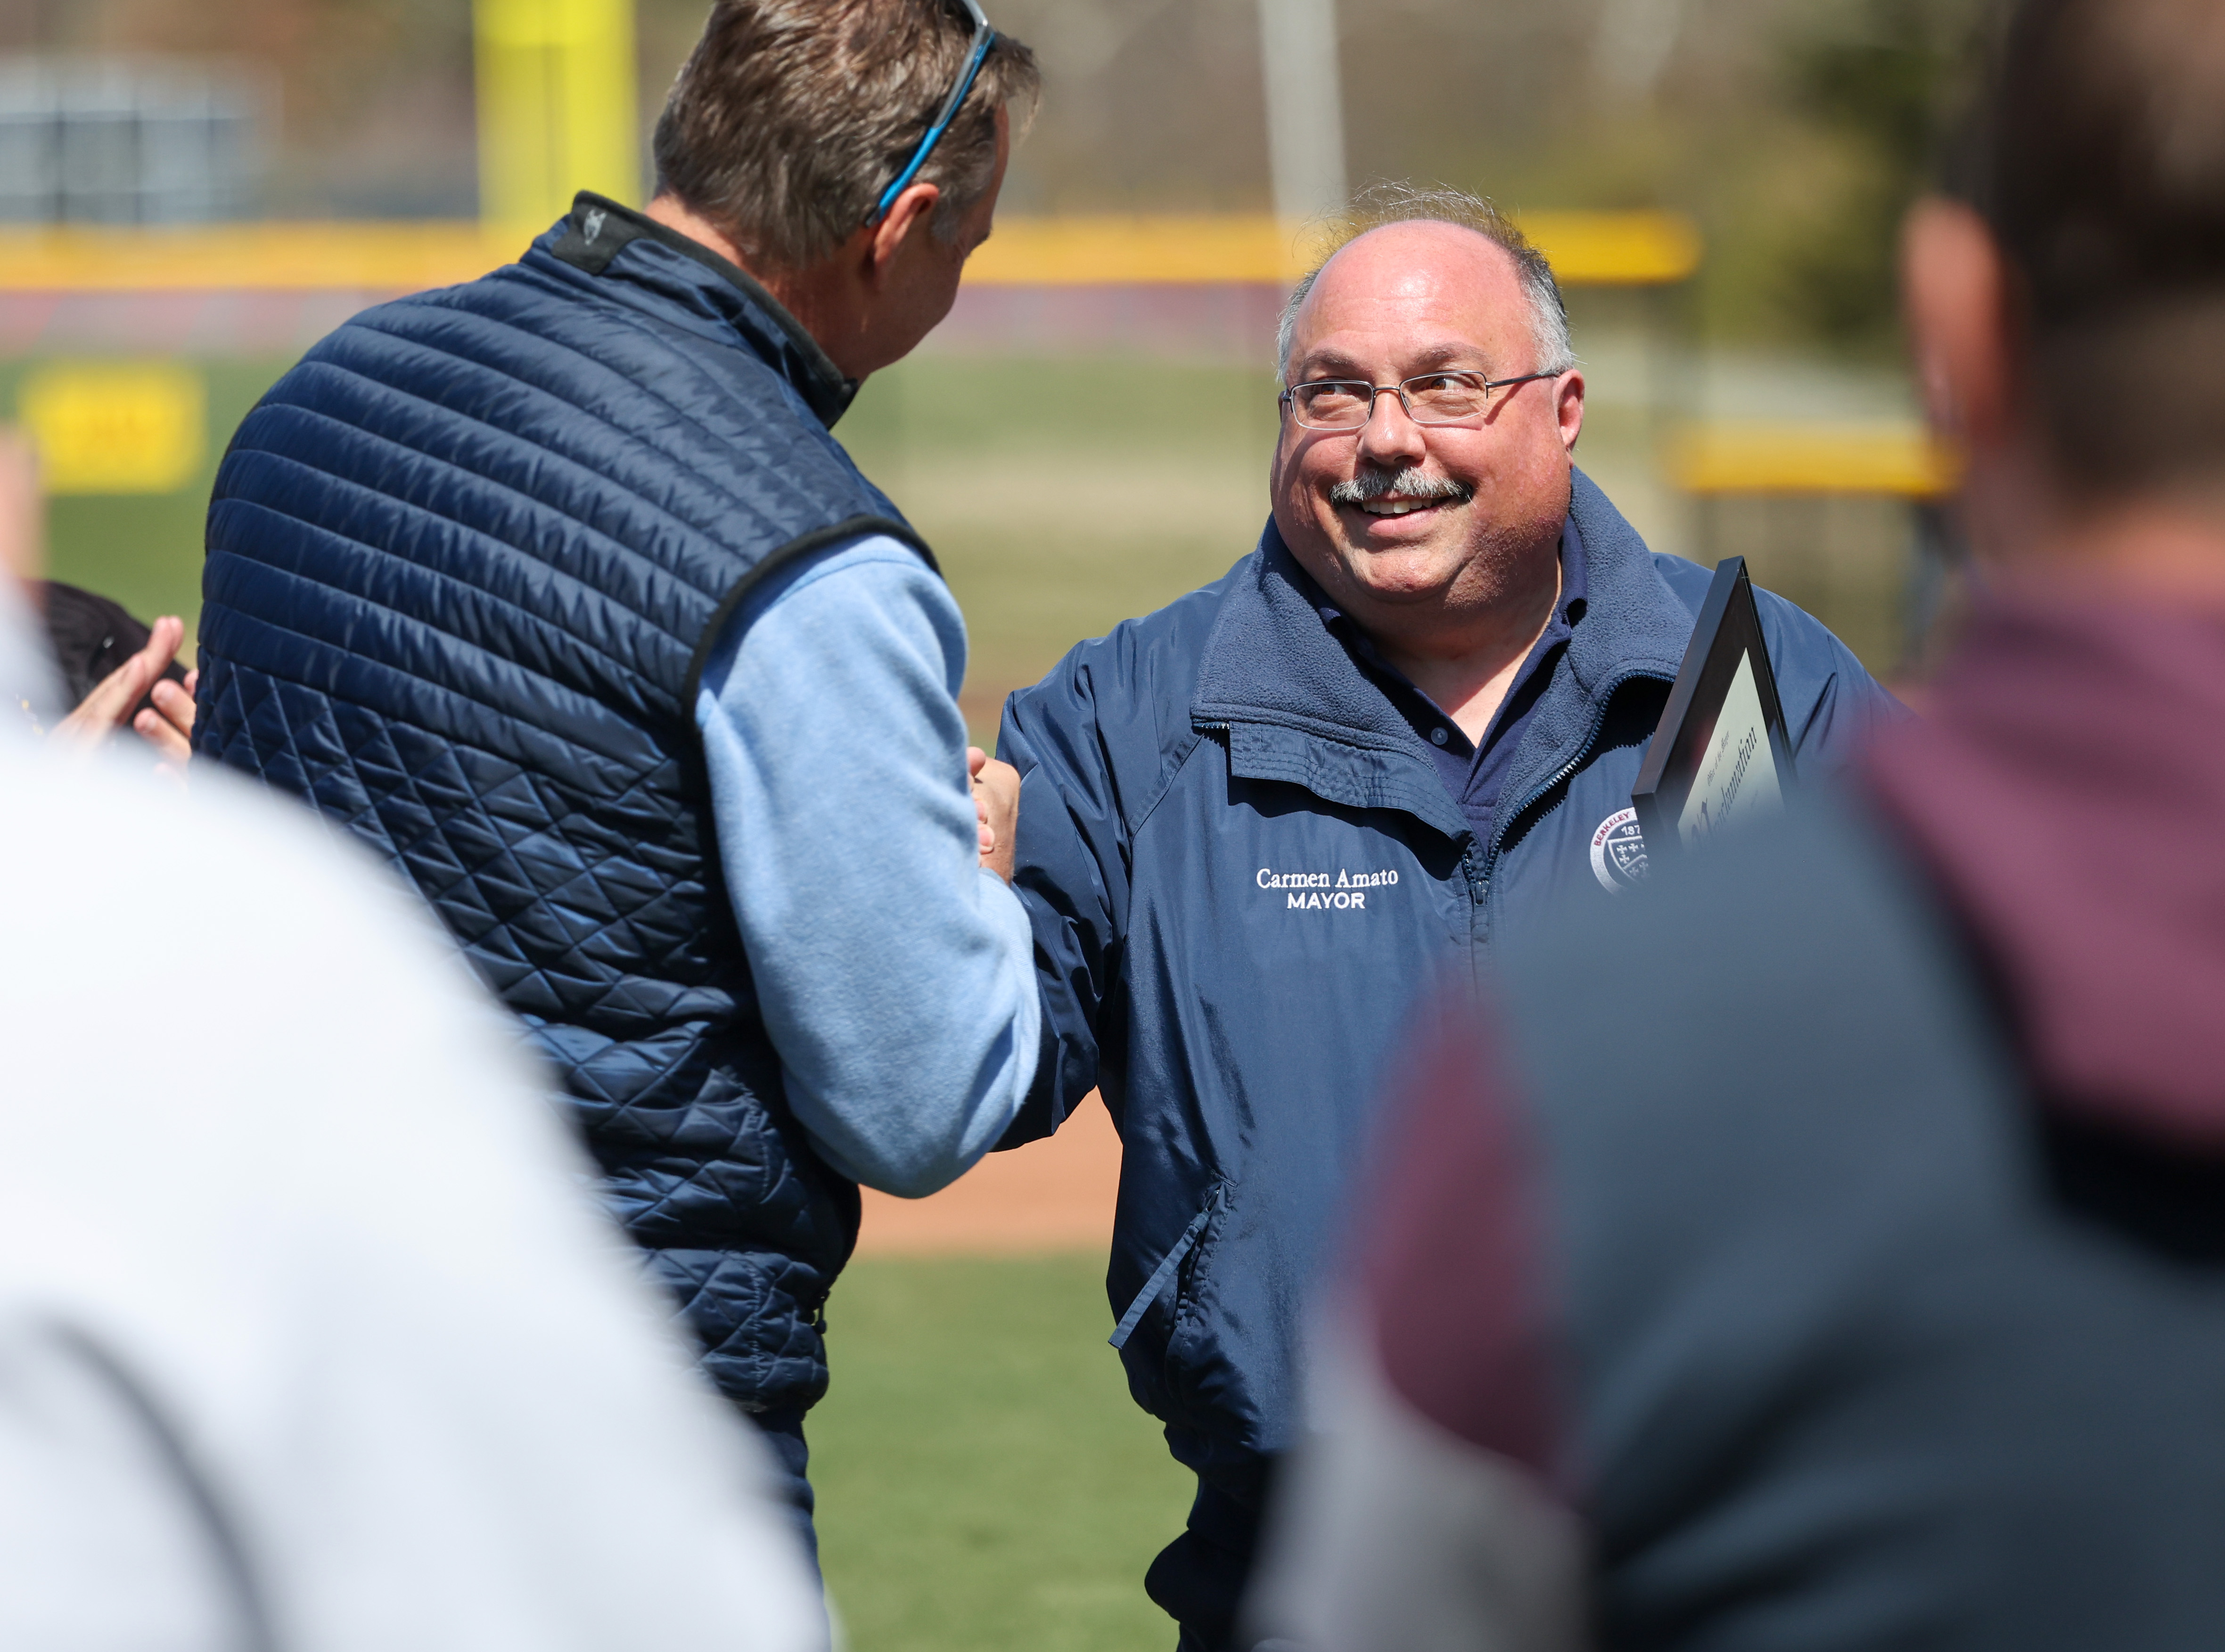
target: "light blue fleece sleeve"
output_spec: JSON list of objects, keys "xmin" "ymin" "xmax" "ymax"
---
[{"xmin": 695, "ymin": 536, "xmax": 1039, "ymax": 1199}]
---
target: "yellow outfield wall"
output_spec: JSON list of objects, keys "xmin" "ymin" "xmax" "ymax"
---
[
  {"xmin": 1667, "ymin": 422, "xmax": 1962, "ymax": 499},
  {"xmin": 0, "ymin": 211, "xmax": 1702, "ymax": 294}
]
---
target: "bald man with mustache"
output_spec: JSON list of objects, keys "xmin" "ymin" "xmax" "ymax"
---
[{"xmin": 992, "ymin": 185, "xmax": 1900, "ymax": 1652}]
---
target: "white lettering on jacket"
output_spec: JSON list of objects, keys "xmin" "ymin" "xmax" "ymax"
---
[
  {"xmin": 1256, "ymin": 867, "xmax": 1398, "ymax": 910},
  {"xmin": 1255, "ymin": 867, "xmax": 1399, "ymax": 889}
]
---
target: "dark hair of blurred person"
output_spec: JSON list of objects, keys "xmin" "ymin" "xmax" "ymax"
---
[
  {"xmin": 190, "ymin": 0, "xmax": 1044, "ymax": 1571},
  {"xmin": 1248, "ymin": 2, "xmax": 2225, "ymax": 1648},
  {"xmin": 0, "ymin": 462, "xmax": 823, "ymax": 1652}
]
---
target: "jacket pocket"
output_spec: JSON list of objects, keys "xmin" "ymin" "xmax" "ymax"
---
[{"xmin": 1108, "ymin": 1180, "xmax": 1230, "ymax": 1424}]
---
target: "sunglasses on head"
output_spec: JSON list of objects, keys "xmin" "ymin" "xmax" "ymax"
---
[{"xmin": 870, "ymin": 0, "xmax": 998, "ymax": 224}]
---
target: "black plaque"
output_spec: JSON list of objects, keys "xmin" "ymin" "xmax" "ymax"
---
[{"xmin": 1630, "ymin": 557, "xmax": 1795, "ymax": 854}]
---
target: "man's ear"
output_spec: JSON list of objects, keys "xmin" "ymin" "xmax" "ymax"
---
[
  {"xmin": 1555, "ymin": 370, "xmax": 1585, "ymax": 454},
  {"xmin": 1903, "ymin": 198, "xmax": 2016, "ymax": 455},
  {"xmin": 865, "ymin": 181, "xmax": 944, "ymax": 286}
]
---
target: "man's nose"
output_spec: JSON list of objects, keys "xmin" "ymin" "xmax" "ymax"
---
[{"xmin": 1357, "ymin": 387, "xmax": 1429, "ymax": 469}]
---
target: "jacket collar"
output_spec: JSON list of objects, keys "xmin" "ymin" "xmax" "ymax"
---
[
  {"xmin": 1560, "ymin": 466, "xmax": 1693, "ymax": 695},
  {"xmin": 1486, "ymin": 467, "xmax": 1692, "ymax": 844},
  {"xmin": 540, "ymin": 193, "xmax": 861, "ymax": 428},
  {"xmin": 1190, "ymin": 468, "xmax": 1691, "ymax": 842}
]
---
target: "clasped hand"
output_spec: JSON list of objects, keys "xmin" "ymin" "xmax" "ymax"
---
[{"xmin": 968, "ymin": 745, "xmax": 1019, "ymax": 883}]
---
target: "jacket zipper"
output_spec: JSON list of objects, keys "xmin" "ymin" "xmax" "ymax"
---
[{"xmin": 1477, "ymin": 667, "xmax": 1666, "ymax": 907}]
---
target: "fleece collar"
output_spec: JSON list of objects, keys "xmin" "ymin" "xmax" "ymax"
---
[
  {"xmin": 542, "ymin": 192, "xmax": 861, "ymax": 429},
  {"xmin": 1190, "ymin": 468, "xmax": 1692, "ymax": 844}
]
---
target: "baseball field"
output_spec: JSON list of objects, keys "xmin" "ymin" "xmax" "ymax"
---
[{"xmin": 822, "ymin": 1104, "xmax": 1181, "ymax": 1652}]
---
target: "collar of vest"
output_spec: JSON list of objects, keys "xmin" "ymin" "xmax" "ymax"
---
[{"xmin": 545, "ymin": 192, "xmax": 862, "ymax": 428}]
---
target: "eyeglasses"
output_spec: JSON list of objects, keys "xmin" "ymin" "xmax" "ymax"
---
[
  {"xmin": 870, "ymin": 0, "xmax": 999, "ymax": 224},
  {"xmin": 1280, "ymin": 370, "xmax": 1562, "ymax": 431}
]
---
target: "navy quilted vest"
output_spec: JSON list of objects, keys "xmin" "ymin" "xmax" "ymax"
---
[{"xmin": 194, "ymin": 194, "xmax": 932, "ymax": 1415}]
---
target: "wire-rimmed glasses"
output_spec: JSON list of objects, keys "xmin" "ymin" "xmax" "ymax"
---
[
  {"xmin": 870, "ymin": 0, "xmax": 998, "ymax": 224},
  {"xmin": 1280, "ymin": 369, "xmax": 1561, "ymax": 431}
]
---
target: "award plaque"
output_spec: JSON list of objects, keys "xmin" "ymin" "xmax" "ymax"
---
[{"xmin": 1630, "ymin": 557, "xmax": 1794, "ymax": 854}]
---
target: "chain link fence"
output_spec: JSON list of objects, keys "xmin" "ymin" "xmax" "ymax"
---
[{"xmin": 0, "ymin": 57, "xmax": 269, "ymax": 225}]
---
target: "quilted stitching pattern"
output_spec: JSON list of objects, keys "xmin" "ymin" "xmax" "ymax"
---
[{"xmin": 195, "ymin": 219, "xmax": 910, "ymax": 1413}]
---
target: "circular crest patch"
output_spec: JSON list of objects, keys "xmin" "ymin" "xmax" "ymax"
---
[{"xmin": 1590, "ymin": 807, "xmax": 1648, "ymax": 893}]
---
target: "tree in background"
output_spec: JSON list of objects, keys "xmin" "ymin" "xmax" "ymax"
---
[{"xmin": 1778, "ymin": 0, "xmax": 1990, "ymax": 354}]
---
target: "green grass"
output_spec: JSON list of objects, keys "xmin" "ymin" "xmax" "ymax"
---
[{"xmin": 811, "ymin": 1254, "xmax": 1194, "ymax": 1652}]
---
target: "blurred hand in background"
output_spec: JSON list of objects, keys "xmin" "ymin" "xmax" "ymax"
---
[
  {"xmin": 0, "ymin": 427, "xmax": 199, "ymax": 772},
  {"xmin": 53, "ymin": 612, "xmax": 197, "ymax": 772}
]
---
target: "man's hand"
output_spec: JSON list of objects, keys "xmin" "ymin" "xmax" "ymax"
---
[
  {"xmin": 969, "ymin": 745, "xmax": 1020, "ymax": 884},
  {"xmin": 55, "ymin": 614, "xmax": 197, "ymax": 774}
]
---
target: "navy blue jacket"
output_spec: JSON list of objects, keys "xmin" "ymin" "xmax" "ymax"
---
[
  {"xmin": 194, "ymin": 196, "xmax": 928, "ymax": 1415},
  {"xmin": 997, "ymin": 471, "xmax": 1899, "ymax": 1505}
]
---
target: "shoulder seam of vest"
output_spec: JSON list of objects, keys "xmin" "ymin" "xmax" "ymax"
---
[{"xmin": 680, "ymin": 514, "xmax": 940, "ymax": 720}]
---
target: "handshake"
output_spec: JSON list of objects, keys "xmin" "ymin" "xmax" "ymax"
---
[{"xmin": 967, "ymin": 745, "xmax": 1020, "ymax": 884}]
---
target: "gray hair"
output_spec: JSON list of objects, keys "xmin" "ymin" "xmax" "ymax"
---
[
  {"xmin": 653, "ymin": 0, "xmax": 1041, "ymax": 272},
  {"xmin": 1276, "ymin": 183, "xmax": 1578, "ymax": 384}
]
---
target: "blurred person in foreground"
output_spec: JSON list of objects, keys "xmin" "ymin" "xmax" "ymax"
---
[
  {"xmin": 189, "ymin": 0, "xmax": 1042, "ymax": 1556},
  {"xmin": 994, "ymin": 185, "xmax": 1899, "ymax": 1650},
  {"xmin": 1249, "ymin": 3, "xmax": 2225, "ymax": 1647},
  {"xmin": 0, "ymin": 463, "xmax": 821, "ymax": 1649}
]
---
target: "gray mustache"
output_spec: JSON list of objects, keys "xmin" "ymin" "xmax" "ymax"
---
[{"xmin": 1328, "ymin": 467, "xmax": 1475, "ymax": 507}]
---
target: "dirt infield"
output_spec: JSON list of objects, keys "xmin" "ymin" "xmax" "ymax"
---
[{"xmin": 855, "ymin": 1093, "xmax": 1120, "ymax": 1256}]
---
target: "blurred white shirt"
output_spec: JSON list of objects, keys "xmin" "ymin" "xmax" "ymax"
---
[{"xmin": 0, "ymin": 593, "xmax": 825, "ymax": 1652}]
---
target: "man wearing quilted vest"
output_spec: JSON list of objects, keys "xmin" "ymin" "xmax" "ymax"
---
[{"xmin": 192, "ymin": 0, "xmax": 1043, "ymax": 1561}]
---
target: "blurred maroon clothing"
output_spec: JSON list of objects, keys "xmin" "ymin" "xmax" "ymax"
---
[
  {"xmin": 1864, "ymin": 590, "xmax": 2225, "ymax": 1149},
  {"xmin": 1359, "ymin": 1005, "xmax": 1563, "ymax": 1482}
]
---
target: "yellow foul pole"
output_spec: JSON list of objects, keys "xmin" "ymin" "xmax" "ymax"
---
[{"xmin": 474, "ymin": 0, "xmax": 641, "ymax": 245}]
